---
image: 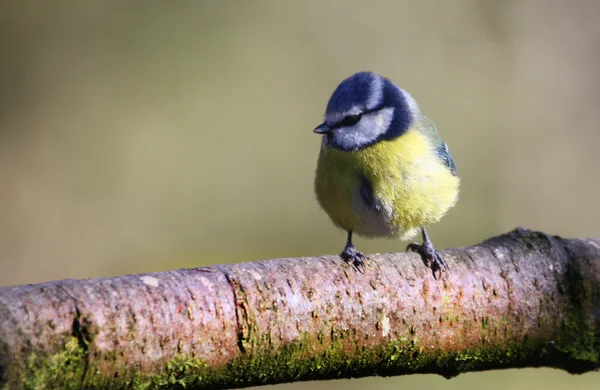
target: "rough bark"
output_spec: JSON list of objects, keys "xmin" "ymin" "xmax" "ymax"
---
[{"xmin": 0, "ymin": 228, "xmax": 599, "ymax": 389}]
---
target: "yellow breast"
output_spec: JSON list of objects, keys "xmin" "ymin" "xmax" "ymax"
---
[{"xmin": 314, "ymin": 129, "xmax": 459, "ymax": 239}]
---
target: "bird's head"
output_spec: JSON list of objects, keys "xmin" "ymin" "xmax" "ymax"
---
[{"xmin": 314, "ymin": 71, "xmax": 419, "ymax": 151}]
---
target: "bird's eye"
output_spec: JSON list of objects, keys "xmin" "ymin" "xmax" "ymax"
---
[{"xmin": 339, "ymin": 114, "xmax": 362, "ymax": 127}]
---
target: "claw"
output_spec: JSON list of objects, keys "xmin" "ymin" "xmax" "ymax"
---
[
  {"xmin": 341, "ymin": 245, "xmax": 366, "ymax": 273},
  {"xmin": 406, "ymin": 242, "xmax": 421, "ymax": 254},
  {"xmin": 340, "ymin": 230, "xmax": 367, "ymax": 273},
  {"xmin": 406, "ymin": 228, "xmax": 448, "ymax": 280}
]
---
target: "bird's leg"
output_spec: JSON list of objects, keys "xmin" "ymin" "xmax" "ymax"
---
[
  {"xmin": 406, "ymin": 227, "xmax": 448, "ymax": 279},
  {"xmin": 340, "ymin": 230, "xmax": 366, "ymax": 273}
]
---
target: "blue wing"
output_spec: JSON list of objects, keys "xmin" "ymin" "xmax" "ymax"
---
[
  {"xmin": 416, "ymin": 114, "xmax": 457, "ymax": 176},
  {"xmin": 437, "ymin": 142, "xmax": 457, "ymax": 176}
]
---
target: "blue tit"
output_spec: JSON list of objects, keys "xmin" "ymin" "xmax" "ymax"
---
[{"xmin": 313, "ymin": 71, "xmax": 459, "ymax": 278}]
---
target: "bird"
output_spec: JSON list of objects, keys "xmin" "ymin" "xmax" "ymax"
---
[{"xmin": 313, "ymin": 71, "xmax": 459, "ymax": 279}]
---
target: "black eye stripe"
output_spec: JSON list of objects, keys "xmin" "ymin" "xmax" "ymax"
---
[
  {"xmin": 340, "ymin": 114, "xmax": 362, "ymax": 127},
  {"xmin": 329, "ymin": 105, "xmax": 385, "ymax": 130}
]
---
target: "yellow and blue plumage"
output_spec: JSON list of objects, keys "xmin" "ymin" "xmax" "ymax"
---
[{"xmin": 314, "ymin": 72, "xmax": 459, "ymax": 278}]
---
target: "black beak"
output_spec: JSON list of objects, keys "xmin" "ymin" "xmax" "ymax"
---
[{"xmin": 313, "ymin": 123, "xmax": 331, "ymax": 134}]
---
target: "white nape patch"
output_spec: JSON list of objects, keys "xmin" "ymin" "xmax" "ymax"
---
[
  {"xmin": 325, "ymin": 106, "xmax": 362, "ymax": 125},
  {"xmin": 398, "ymin": 87, "xmax": 419, "ymax": 115},
  {"xmin": 366, "ymin": 75, "xmax": 384, "ymax": 110},
  {"xmin": 331, "ymin": 107, "xmax": 395, "ymax": 150},
  {"xmin": 140, "ymin": 276, "xmax": 159, "ymax": 287}
]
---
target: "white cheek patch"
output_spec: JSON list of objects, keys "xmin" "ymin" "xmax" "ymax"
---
[
  {"xmin": 399, "ymin": 87, "xmax": 419, "ymax": 114},
  {"xmin": 332, "ymin": 107, "xmax": 395, "ymax": 150}
]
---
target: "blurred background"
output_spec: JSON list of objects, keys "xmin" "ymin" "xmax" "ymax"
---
[{"xmin": 1, "ymin": 0, "xmax": 599, "ymax": 388}]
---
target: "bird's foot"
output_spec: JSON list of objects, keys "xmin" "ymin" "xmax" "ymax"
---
[
  {"xmin": 407, "ymin": 240, "xmax": 447, "ymax": 280},
  {"xmin": 341, "ymin": 245, "xmax": 366, "ymax": 273}
]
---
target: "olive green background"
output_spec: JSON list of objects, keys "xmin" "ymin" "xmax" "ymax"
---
[{"xmin": 1, "ymin": 1, "xmax": 599, "ymax": 388}]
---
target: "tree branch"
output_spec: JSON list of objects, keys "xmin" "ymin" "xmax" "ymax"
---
[{"xmin": 1, "ymin": 228, "xmax": 599, "ymax": 389}]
